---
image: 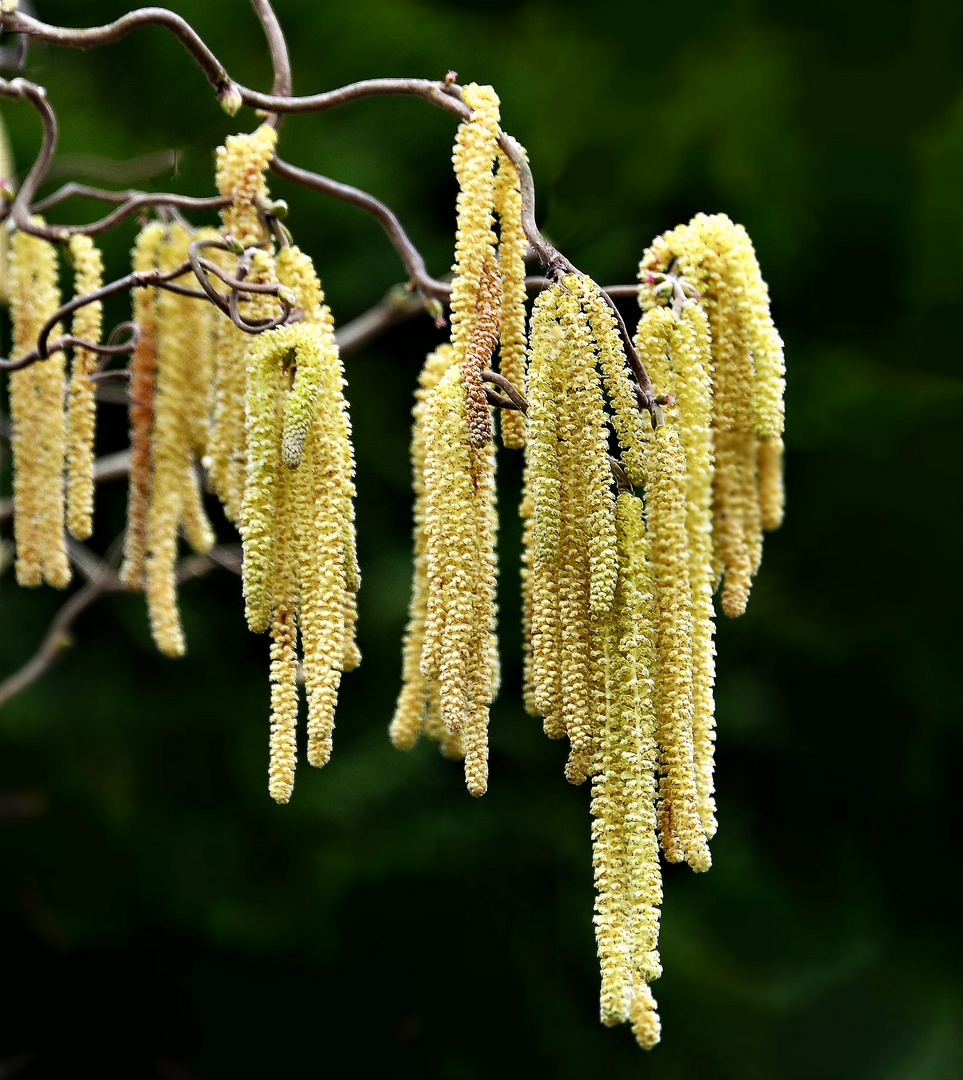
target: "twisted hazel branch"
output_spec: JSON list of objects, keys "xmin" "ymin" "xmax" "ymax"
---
[
  {"xmin": 270, "ymin": 156, "xmax": 451, "ymax": 302},
  {"xmin": 0, "ymin": 543, "xmax": 242, "ymax": 710},
  {"xmin": 481, "ymin": 369, "xmax": 528, "ymax": 412}
]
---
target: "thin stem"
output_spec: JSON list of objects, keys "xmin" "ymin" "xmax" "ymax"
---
[
  {"xmin": 481, "ymin": 369, "xmax": 528, "ymax": 413},
  {"xmin": 250, "ymin": 0, "xmax": 291, "ymax": 131},
  {"xmin": 0, "ymin": 263, "xmax": 205, "ymax": 371},
  {"xmin": 270, "ymin": 155, "xmax": 451, "ymax": 301},
  {"xmin": 31, "ymin": 182, "xmax": 229, "ymax": 220},
  {"xmin": 0, "ymin": 8, "xmax": 230, "ymax": 93}
]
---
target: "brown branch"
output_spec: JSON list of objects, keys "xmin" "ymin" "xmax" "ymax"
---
[
  {"xmin": 270, "ymin": 156, "xmax": 451, "ymax": 302},
  {"xmin": 0, "ymin": 543, "xmax": 241, "ymax": 710},
  {"xmin": 481, "ymin": 369, "xmax": 528, "ymax": 413},
  {"xmin": 251, "ymin": 0, "xmax": 291, "ymax": 132},
  {"xmin": 335, "ymin": 284, "xmax": 430, "ymax": 354}
]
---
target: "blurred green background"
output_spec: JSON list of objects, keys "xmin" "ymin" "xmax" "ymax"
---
[{"xmin": 1, "ymin": 0, "xmax": 961, "ymax": 1077}]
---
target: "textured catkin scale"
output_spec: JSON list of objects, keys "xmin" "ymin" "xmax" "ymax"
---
[
  {"xmin": 120, "ymin": 223, "xmax": 165, "ymax": 590},
  {"xmin": 65, "ymin": 234, "xmax": 104, "ymax": 542},
  {"xmin": 646, "ymin": 423, "xmax": 710, "ymax": 873},
  {"xmin": 671, "ymin": 305, "xmax": 718, "ymax": 837},
  {"xmin": 493, "ymin": 150, "xmax": 528, "ymax": 450},
  {"xmin": 143, "ymin": 223, "xmax": 217, "ymax": 658},
  {"xmin": 241, "ymin": 322, "xmax": 289, "ymax": 636},
  {"xmin": 578, "ymin": 276, "xmax": 649, "ymax": 488},
  {"xmin": 8, "ymin": 227, "xmax": 70, "ymax": 589},
  {"xmin": 391, "ymin": 346, "xmax": 456, "ymax": 750},
  {"xmin": 215, "ymin": 123, "xmax": 277, "ymax": 249}
]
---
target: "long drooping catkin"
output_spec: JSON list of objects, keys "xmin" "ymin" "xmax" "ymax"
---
[
  {"xmin": 391, "ymin": 346, "xmax": 454, "ymax": 751},
  {"xmin": 65, "ymin": 234, "xmax": 104, "ymax": 541},
  {"xmin": 121, "ymin": 223, "xmax": 165, "ymax": 590},
  {"xmin": 8, "ymin": 228, "xmax": 70, "ymax": 589},
  {"xmin": 143, "ymin": 224, "xmax": 215, "ymax": 657},
  {"xmin": 645, "ymin": 422, "xmax": 710, "ymax": 872},
  {"xmin": 493, "ymin": 149, "xmax": 528, "ymax": 450}
]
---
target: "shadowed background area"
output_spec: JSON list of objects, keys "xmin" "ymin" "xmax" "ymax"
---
[{"xmin": 1, "ymin": 0, "xmax": 961, "ymax": 1077}]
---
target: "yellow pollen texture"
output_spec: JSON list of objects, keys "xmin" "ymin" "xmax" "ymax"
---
[{"xmin": 8, "ymin": 227, "xmax": 70, "ymax": 589}]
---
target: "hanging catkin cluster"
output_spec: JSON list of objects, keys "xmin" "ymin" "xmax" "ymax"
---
[
  {"xmin": 0, "ymin": 71, "xmax": 786, "ymax": 1054},
  {"xmin": 391, "ymin": 84, "xmax": 527, "ymax": 797},
  {"xmin": 396, "ymin": 201, "xmax": 783, "ymax": 1044},
  {"xmin": 115, "ymin": 124, "xmax": 360, "ymax": 801},
  {"xmin": 639, "ymin": 212, "xmax": 786, "ymax": 617},
  {"xmin": 7, "ymin": 223, "xmax": 108, "ymax": 589}
]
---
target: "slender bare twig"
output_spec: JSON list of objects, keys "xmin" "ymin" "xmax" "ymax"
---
[
  {"xmin": 251, "ymin": 0, "xmax": 291, "ymax": 132},
  {"xmin": 270, "ymin": 156, "xmax": 451, "ymax": 302},
  {"xmin": 481, "ymin": 369, "xmax": 528, "ymax": 413},
  {"xmin": 0, "ymin": 262, "xmax": 204, "ymax": 371},
  {"xmin": 31, "ymin": 182, "xmax": 228, "ymax": 219},
  {"xmin": 0, "ymin": 543, "xmax": 241, "ymax": 710},
  {"xmin": 334, "ymin": 284, "xmax": 429, "ymax": 353},
  {"xmin": 0, "ymin": 540, "xmax": 125, "ymax": 710}
]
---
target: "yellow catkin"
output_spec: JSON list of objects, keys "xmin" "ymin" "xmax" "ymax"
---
[
  {"xmin": 671, "ymin": 303, "xmax": 718, "ymax": 837},
  {"xmin": 524, "ymin": 287, "xmax": 565, "ymax": 737},
  {"xmin": 420, "ymin": 363, "xmax": 495, "ymax": 795},
  {"xmin": 449, "ymin": 83, "xmax": 501, "ymax": 376},
  {"xmin": 121, "ymin": 223, "xmax": 165, "ymax": 590},
  {"xmin": 296, "ymin": 425, "xmax": 345, "ymax": 771},
  {"xmin": 215, "ymin": 123, "xmax": 278, "ymax": 249},
  {"xmin": 555, "ymin": 319, "xmax": 596, "ymax": 785},
  {"xmin": 592, "ymin": 492, "xmax": 663, "ymax": 1027},
  {"xmin": 519, "ymin": 484, "xmax": 538, "ymax": 716},
  {"xmin": 302, "ymin": 339, "xmax": 355, "ymax": 770},
  {"xmin": 65, "ymin": 235, "xmax": 104, "ymax": 541},
  {"xmin": 629, "ymin": 976, "xmax": 661, "ymax": 1051},
  {"xmin": 208, "ymin": 251, "xmax": 282, "ymax": 524},
  {"xmin": 639, "ymin": 213, "xmax": 787, "ymax": 618},
  {"xmin": 267, "ymin": 468, "xmax": 300, "ymax": 804},
  {"xmin": 144, "ymin": 224, "xmax": 215, "ymax": 657},
  {"xmin": 424, "ymin": 369, "xmax": 475, "ymax": 729},
  {"xmin": 758, "ymin": 435, "xmax": 785, "ymax": 531},
  {"xmin": 616, "ymin": 494, "xmax": 663, "ymax": 983},
  {"xmin": 559, "ymin": 277, "xmax": 619, "ymax": 620},
  {"xmin": 493, "ymin": 149, "xmax": 528, "ymax": 450},
  {"xmin": 645, "ymin": 422, "xmax": 710, "ymax": 872},
  {"xmin": 241, "ymin": 322, "xmax": 300, "ymax": 635},
  {"xmin": 575, "ymin": 276, "xmax": 649, "ymax": 489},
  {"xmin": 465, "ymin": 436, "xmax": 498, "ymax": 795},
  {"xmin": 181, "ymin": 228, "xmax": 218, "ymax": 464},
  {"xmin": 8, "ymin": 228, "xmax": 70, "ymax": 589},
  {"xmin": 277, "ymin": 245, "xmax": 361, "ymax": 679},
  {"xmin": 391, "ymin": 346, "xmax": 455, "ymax": 750}
]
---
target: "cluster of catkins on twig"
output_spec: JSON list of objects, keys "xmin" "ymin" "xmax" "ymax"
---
[
  {"xmin": 5, "ymin": 123, "xmax": 359, "ymax": 805},
  {"xmin": 2, "ymin": 79, "xmax": 784, "ymax": 1050},
  {"xmin": 390, "ymin": 88, "xmax": 785, "ymax": 1047}
]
